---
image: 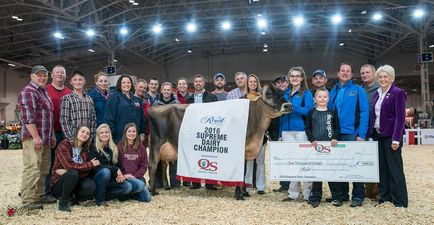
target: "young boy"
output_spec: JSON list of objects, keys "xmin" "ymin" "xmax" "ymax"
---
[{"xmin": 305, "ymin": 88, "xmax": 340, "ymax": 208}]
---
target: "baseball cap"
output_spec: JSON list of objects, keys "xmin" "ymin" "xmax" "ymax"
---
[
  {"xmin": 274, "ymin": 75, "xmax": 288, "ymax": 82},
  {"xmin": 214, "ymin": 73, "xmax": 225, "ymax": 80},
  {"xmin": 312, "ymin": 69, "xmax": 326, "ymax": 77},
  {"xmin": 31, "ymin": 65, "xmax": 48, "ymax": 74}
]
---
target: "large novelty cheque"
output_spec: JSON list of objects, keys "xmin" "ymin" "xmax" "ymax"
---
[
  {"xmin": 177, "ymin": 99, "xmax": 250, "ymax": 186},
  {"xmin": 269, "ymin": 141, "xmax": 379, "ymax": 182}
]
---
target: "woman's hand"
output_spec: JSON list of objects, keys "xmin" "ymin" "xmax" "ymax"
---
[
  {"xmin": 91, "ymin": 158, "xmax": 100, "ymax": 167},
  {"xmin": 331, "ymin": 139, "xmax": 338, "ymax": 147},
  {"xmin": 123, "ymin": 174, "xmax": 136, "ymax": 179},
  {"xmin": 56, "ymin": 169, "xmax": 67, "ymax": 176},
  {"xmin": 391, "ymin": 143, "xmax": 400, "ymax": 151},
  {"xmin": 116, "ymin": 170, "xmax": 125, "ymax": 183}
]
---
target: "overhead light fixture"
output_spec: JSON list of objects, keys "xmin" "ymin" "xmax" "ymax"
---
[
  {"xmin": 187, "ymin": 50, "xmax": 192, "ymax": 53},
  {"xmin": 429, "ymin": 44, "xmax": 434, "ymax": 48},
  {"xmin": 113, "ymin": 59, "xmax": 118, "ymax": 62},
  {"xmin": 257, "ymin": 18, "xmax": 267, "ymax": 29},
  {"xmin": 129, "ymin": 0, "xmax": 134, "ymax": 2},
  {"xmin": 120, "ymin": 27, "xmax": 128, "ymax": 35},
  {"xmin": 413, "ymin": 8, "xmax": 425, "ymax": 18},
  {"xmin": 132, "ymin": 2, "xmax": 138, "ymax": 5},
  {"xmin": 331, "ymin": 14, "xmax": 343, "ymax": 24},
  {"xmin": 8, "ymin": 63, "xmax": 16, "ymax": 67},
  {"xmin": 348, "ymin": 29, "xmax": 352, "ymax": 33},
  {"xmin": 221, "ymin": 21, "xmax": 232, "ymax": 30},
  {"xmin": 339, "ymin": 42, "xmax": 345, "ymax": 46},
  {"xmin": 293, "ymin": 15, "xmax": 304, "ymax": 27},
  {"xmin": 186, "ymin": 22, "xmax": 197, "ymax": 32},
  {"xmin": 175, "ymin": 38, "xmax": 180, "ymax": 42},
  {"xmin": 260, "ymin": 31, "xmax": 266, "ymax": 35},
  {"xmin": 263, "ymin": 43, "xmax": 268, "ymax": 48},
  {"xmin": 361, "ymin": 10, "xmax": 367, "ymax": 15},
  {"xmin": 86, "ymin": 29, "xmax": 95, "ymax": 37},
  {"xmin": 152, "ymin": 23, "xmax": 162, "ymax": 34},
  {"xmin": 263, "ymin": 49, "xmax": 268, "ymax": 52},
  {"xmin": 11, "ymin": 16, "xmax": 18, "ymax": 19},
  {"xmin": 88, "ymin": 49, "xmax": 95, "ymax": 53},
  {"xmin": 16, "ymin": 18, "xmax": 23, "ymax": 21},
  {"xmin": 54, "ymin": 31, "xmax": 64, "ymax": 39},
  {"xmin": 372, "ymin": 12, "xmax": 383, "ymax": 21}
]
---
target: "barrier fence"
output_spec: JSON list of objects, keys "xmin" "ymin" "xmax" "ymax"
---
[{"xmin": 403, "ymin": 129, "xmax": 434, "ymax": 145}]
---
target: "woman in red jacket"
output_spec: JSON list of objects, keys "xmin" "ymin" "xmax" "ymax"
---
[{"xmin": 51, "ymin": 126, "xmax": 100, "ymax": 212}]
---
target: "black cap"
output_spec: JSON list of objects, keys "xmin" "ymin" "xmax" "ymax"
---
[
  {"xmin": 214, "ymin": 73, "xmax": 225, "ymax": 80},
  {"xmin": 31, "ymin": 65, "xmax": 48, "ymax": 74},
  {"xmin": 274, "ymin": 75, "xmax": 288, "ymax": 83},
  {"xmin": 312, "ymin": 69, "xmax": 326, "ymax": 77}
]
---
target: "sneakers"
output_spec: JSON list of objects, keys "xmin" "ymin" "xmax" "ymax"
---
[
  {"xmin": 272, "ymin": 187, "xmax": 288, "ymax": 193},
  {"xmin": 331, "ymin": 200, "xmax": 343, "ymax": 207},
  {"xmin": 350, "ymin": 199, "xmax": 363, "ymax": 207},
  {"xmin": 17, "ymin": 202, "xmax": 43, "ymax": 215},
  {"xmin": 257, "ymin": 190, "xmax": 265, "ymax": 195},
  {"xmin": 96, "ymin": 201, "xmax": 109, "ymax": 207},
  {"xmin": 309, "ymin": 201, "xmax": 320, "ymax": 208},
  {"xmin": 281, "ymin": 197, "xmax": 296, "ymax": 202}
]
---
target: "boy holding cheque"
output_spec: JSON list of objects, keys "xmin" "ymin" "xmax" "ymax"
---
[{"xmin": 305, "ymin": 88, "xmax": 340, "ymax": 207}]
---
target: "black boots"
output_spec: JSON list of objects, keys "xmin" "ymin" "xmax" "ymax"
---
[{"xmin": 58, "ymin": 197, "xmax": 71, "ymax": 212}]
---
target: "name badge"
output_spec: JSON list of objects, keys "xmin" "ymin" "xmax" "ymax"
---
[
  {"xmin": 134, "ymin": 102, "xmax": 140, "ymax": 107},
  {"xmin": 348, "ymin": 91, "xmax": 357, "ymax": 96}
]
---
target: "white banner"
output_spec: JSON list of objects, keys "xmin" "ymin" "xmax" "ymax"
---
[
  {"xmin": 177, "ymin": 99, "xmax": 250, "ymax": 185},
  {"xmin": 269, "ymin": 141, "xmax": 379, "ymax": 182},
  {"xmin": 420, "ymin": 129, "xmax": 434, "ymax": 145}
]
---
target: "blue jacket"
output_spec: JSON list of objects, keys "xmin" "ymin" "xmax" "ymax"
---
[
  {"xmin": 105, "ymin": 91, "xmax": 146, "ymax": 143},
  {"xmin": 328, "ymin": 80, "xmax": 369, "ymax": 139},
  {"xmin": 88, "ymin": 87, "xmax": 108, "ymax": 127},
  {"xmin": 279, "ymin": 88, "xmax": 314, "ymax": 134}
]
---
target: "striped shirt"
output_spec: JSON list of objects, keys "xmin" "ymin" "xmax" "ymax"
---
[
  {"xmin": 60, "ymin": 92, "xmax": 96, "ymax": 141},
  {"xmin": 226, "ymin": 88, "xmax": 243, "ymax": 100},
  {"xmin": 17, "ymin": 82, "xmax": 54, "ymax": 145}
]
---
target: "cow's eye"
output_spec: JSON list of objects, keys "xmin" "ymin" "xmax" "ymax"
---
[{"xmin": 266, "ymin": 90, "xmax": 272, "ymax": 97}]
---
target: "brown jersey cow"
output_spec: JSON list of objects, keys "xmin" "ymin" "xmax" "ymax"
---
[{"xmin": 147, "ymin": 83, "xmax": 292, "ymax": 196}]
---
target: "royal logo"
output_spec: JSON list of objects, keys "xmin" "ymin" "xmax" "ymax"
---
[
  {"xmin": 200, "ymin": 115, "xmax": 225, "ymax": 126},
  {"xmin": 198, "ymin": 159, "xmax": 218, "ymax": 171}
]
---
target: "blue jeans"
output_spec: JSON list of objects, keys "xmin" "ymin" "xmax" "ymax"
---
[
  {"xmin": 126, "ymin": 178, "xmax": 152, "ymax": 202},
  {"xmin": 333, "ymin": 134, "xmax": 365, "ymax": 201},
  {"xmin": 92, "ymin": 168, "xmax": 132, "ymax": 204}
]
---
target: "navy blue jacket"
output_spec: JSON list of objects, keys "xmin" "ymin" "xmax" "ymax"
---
[
  {"xmin": 88, "ymin": 87, "xmax": 108, "ymax": 127},
  {"xmin": 105, "ymin": 91, "xmax": 146, "ymax": 143},
  {"xmin": 328, "ymin": 80, "xmax": 369, "ymax": 139}
]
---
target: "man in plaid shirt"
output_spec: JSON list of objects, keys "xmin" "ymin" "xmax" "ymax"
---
[
  {"xmin": 226, "ymin": 72, "xmax": 247, "ymax": 100},
  {"xmin": 60, "ymin": 71, "xmax": 96, "ymax": 142},
  {"xmin": 17, "ymin": 65, "xmax": 56, "ymax": 212}
]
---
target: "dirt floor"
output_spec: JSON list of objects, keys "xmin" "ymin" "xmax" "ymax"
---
[{"xmin": 0, "ymin": 145, "xmax": 433, "ymax": 225}]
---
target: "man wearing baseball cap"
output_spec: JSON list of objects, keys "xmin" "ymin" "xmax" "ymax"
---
[
  {"xmin": 311, "ymin": 69, "xmax": 328, "ymax": 94},
  {"xmin": 17, "ymin": 65, "xmax": 56, "ymax": 212},
  {"xmin": 274, "ymin": 74, "xmax": 289, "ymax": 92},
  {"xmin": 211, "ymin": 73, "xmax": 228, "ymax": 101}
]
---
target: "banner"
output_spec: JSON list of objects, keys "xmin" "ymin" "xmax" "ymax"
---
[
  {"xmin": 177, "ymin": 99, "xmax": 250, "ymax": 186},
  {"xmin": 420, "ymin": 129, "xmax": 434, "ymax": 144},
  {"xmin": 269, "ymin": 141, "xmax": 379, "ymax": 182}
]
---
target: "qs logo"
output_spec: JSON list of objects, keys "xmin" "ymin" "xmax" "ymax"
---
[
  {"xmin": 314, "ymin": 144, "xmax": 331, "ymax": 153},
  {"xmin": 198, "ymin": 159, "xmax": 218, "ymax": 171}
]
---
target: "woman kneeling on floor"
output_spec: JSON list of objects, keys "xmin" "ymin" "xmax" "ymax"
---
[
  {"xmin": 89, "ymin": 124, "xmax": 132, "ymax": 206},
  {"xmin": 118, "ymin": 123, "xmax": 152, "ymax": 202},
  {"xmin": 51, "ymin": 126, "xmax": 100, "ymax": 212}
]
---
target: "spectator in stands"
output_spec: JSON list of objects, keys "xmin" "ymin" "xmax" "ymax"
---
[{"xmin": 368, "ymin": 65, "xmax": 408, "ymax": 208}]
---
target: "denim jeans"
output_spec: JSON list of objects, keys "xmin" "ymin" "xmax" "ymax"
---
[
  {"xmin": 333, "ymin": 134, "xmax": 365, "ymax": 201},
  {"xmin": 126, "ymin": 178, "xmax": 152, "ymax": 202},
  {"xmin": 92, "ymin": 168, "xmax": 132, "ymax": 204}
]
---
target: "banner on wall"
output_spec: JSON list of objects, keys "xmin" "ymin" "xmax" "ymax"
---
[
  {"xmin": 177, "ymin": 99, "xmax": 250, "ymax": 186},
  {"xmin": 269, "ymin": 141, "xmax": 379, "ymax": 182},
  {"xmin": 420, "ymin": 129, "xmax": 434, "ymax": 145}
]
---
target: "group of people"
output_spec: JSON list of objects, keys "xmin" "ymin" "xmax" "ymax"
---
[{"xmin": 17, "ymin": 61, "xmax": 408, "ymax": 213}]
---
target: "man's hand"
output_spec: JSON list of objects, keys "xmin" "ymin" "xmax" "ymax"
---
[
  {"xmin": 90, "ymin": 158, "xmax": 100, "ymax": 167},
  {"xmin": 33, "ymin": 136, "xmax": 43, "ymax": 151},
  {"xmin": 331, "ymin": 139, "xmax": 338, "ymax": 147},
  {"xmin": 356, "ymin": 137, "xmax": 365, "ymax": 141},
  {"xmin": 51, "ymin": 135, "xmax": 56, "ymax": 147}
]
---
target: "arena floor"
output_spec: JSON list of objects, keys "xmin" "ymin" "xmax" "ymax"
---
[{"xmin": 0, "ymin": 145, "xmax": 433, "ymax": 225}]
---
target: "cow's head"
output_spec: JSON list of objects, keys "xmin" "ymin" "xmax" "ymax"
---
[{"xmin": 261, "ymin": 83, "xmax": 292, "ymax": 114}]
